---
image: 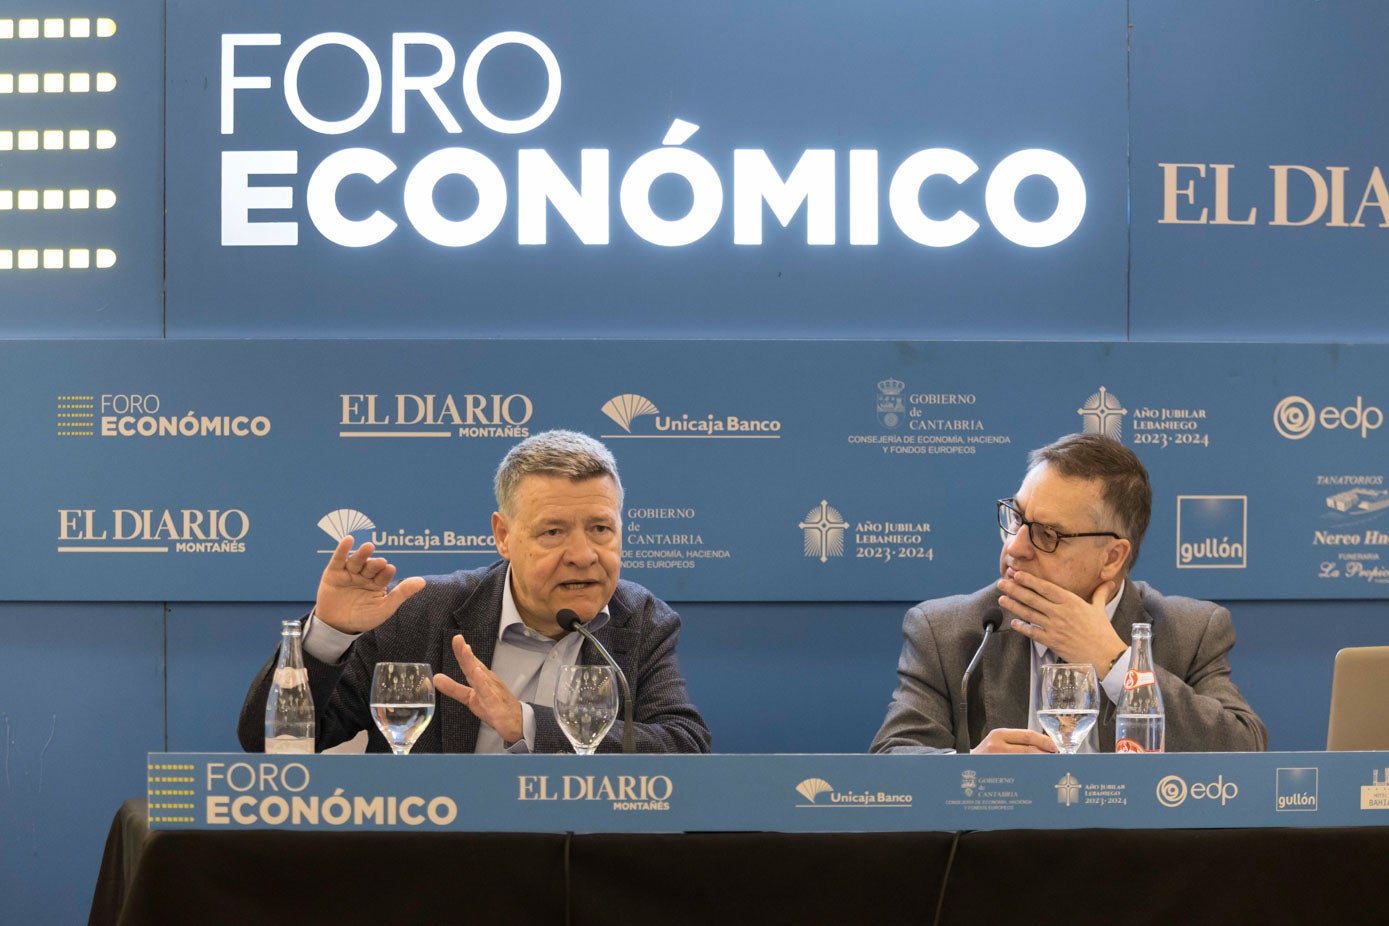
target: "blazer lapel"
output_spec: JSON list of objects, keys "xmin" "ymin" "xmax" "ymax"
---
[{"xmin": 437, "ymin": 568, "xmax": 507, "ymax": 753}]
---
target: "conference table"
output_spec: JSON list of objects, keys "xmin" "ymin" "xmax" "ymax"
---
[{"xmin": 90, "ymin": 752, "xmax": 1389, "ymax": 925}]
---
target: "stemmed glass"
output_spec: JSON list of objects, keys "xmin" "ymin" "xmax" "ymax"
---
[
  {"xmin": 1038, "ymin": 664, "xmax": 1100, "ymax": 754},
  {"xmin": 554, "ymin": 665, "xmax": 619, "ymax": 755},
  {"xmin": 370, "ymin": 662, "xmax": 436, "ymax": 755}
]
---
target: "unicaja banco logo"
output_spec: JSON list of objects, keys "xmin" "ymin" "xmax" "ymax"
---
[
  {"xmin": 795, "ymin": 778, "xmax": 832, "ymax": 804},
  {"xmin": 317, "ymin": 509, "xmax": 495, "ymax": 555},
  {"xmin": 1077, "ymin": 386, "xmax": 1126, "ymax": 440},
  {"xmin": 601, "ymin": 394, "xmax": 660, "ymax": 433},
  {"xmin": 792, "ymin": 777, "xmax": 910, "ymax": 808},
  {"xmin": 1274, "ymin": 395, "xmax": 1383, "ymax": 440},
  {"xmin": 318, "ymin": 508, "xmax": 375, "ymax": 541},
  {"xmin": 800, "ymin": 500, "xmax": 849, "ymax": 563},
  {"xmin": 877, "ymin": 378, "xmax": 906, "ymax": 428}
]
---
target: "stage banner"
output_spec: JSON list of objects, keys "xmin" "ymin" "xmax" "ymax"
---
[
  {"xmin": 1130, "ymin": 0, "xmax": 1389, "ymax": 341},
  {"xmin": 147, "ymin": 751, "xmax": 1389, "ymax": 833},
  {"xmin": 0, "ymin": 0, "xmax": 164, "ymax": 335},
  {"xmin": 6, "ymin": 339, "xmax": 1389, "ymax": 603},
  {"xmin": 164, "ymin": 0, "xmax": 1128, "ymax": 339}
]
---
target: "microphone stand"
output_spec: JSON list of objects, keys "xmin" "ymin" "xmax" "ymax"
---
[
  {"xmin": 956, "ymin": 614, "xmax": 1000, "ymax": 754},
  {"xmin": 557, "ymin": 610, "xmax": 635, "ymax": 754}
]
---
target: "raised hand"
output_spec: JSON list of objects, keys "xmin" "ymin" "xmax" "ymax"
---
[
  {"xmin": 434, "ymin": 634, "xmax": 525, "ymax": 744},
  {"xmin": 314, "ymin": 535, "xmax": 426, "ymax": 634},
  {"xmin": 998, "ymin": 568, "xmax": 1125, "ymax": 673}
]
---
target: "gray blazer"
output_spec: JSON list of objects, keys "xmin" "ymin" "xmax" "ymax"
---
[
  {"xmin": 239, "ymin": 559, "xmax": 711, "ymax": 754},
  {"xmin": 870, "ymin": 580, "xmax": 1268, "ymax": 753}
]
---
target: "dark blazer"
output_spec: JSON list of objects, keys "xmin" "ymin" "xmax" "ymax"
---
[
  {"xmin": 869, "ymin": 580, "xmax": 1268, "ymax": 753},
  {"xmin": 239, "ymin": 560, "xmax": 711, "ymax": 754}
]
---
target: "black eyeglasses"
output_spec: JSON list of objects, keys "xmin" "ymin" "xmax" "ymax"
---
[{"xmin": 996, "ymin": 498, "xmax": 1122, "ymax": 554}]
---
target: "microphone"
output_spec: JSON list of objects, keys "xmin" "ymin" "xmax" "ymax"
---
[
  {"xmin": 956, "ymin": 609, "xmax": 1002, "ymax": 754},
  {"xmin": 556, "ymin": 609, "xmax": 635, "ymax": 754}
]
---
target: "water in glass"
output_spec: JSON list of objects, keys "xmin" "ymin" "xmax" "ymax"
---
[{"xmin": 370, "ymin": 662, "xmax": 436, "ymax": 755}]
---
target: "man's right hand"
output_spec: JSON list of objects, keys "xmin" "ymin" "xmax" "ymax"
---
[
  {"xmin": 970, "ymin": 727, "xmax": 1058, "ymax": 754},
  {"xmin": 314, "ymin": 535, "xmax": 426, "ymax": 634}
]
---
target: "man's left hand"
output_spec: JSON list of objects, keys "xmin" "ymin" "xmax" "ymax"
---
[
  {"xmin": 434, "ymin": 634, "xmax": 525, "ymax": 744},
  {"xmin": 997, "ymin": 569, "xmax": 1125, "ymax": 673}
]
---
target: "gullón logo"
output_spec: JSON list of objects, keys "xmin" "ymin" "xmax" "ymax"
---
[
  {"xmin": 599, "ymin": 393, "xmax": 781, "ymax": 438},
  {"xmin": 1176, "ymin": 495, "xmax": 1247, "ymax": 570},
  {"xmin": 793, "ymin": 778, "xmax": 911, "ymax": 808},
  {"xmin": 1275, "ymin": 768, "xmax": 1318, "ymax": 813},
  {"xmin": 516, "ymin": 774, "xmax": 672, "ymax": 811},
  {"xmin": 316, "ymin": 509, "xmax": 495, "ymax": 556},
  {"xmin": 58, "ymin": 508, "xmax": 250, "ymax": 554}
]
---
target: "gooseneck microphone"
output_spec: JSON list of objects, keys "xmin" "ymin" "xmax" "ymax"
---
[
  {"xmin": 556, "ymin": 609, "xmax": 635, "ymax": 754},
  {"xmin": 956, "ymin": 609, "xmax": 1002, "ymax": 754}
]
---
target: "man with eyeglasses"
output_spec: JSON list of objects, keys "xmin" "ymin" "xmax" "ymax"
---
[{"xmin": 871, "ymin": 433, "xmax": 1267, "ymax": 754}]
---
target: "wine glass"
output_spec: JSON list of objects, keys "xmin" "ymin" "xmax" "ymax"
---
[
  {"xmin": 370, "ymin": 662, "xmax": 436, "ymax": 755},
  {"xmin": 554, "ymin": 665, "xmax": 618, "ymax": 755},
  {"xmin": 1038, "ymin": 664, "xmax": 1100, "ymax": 754}
]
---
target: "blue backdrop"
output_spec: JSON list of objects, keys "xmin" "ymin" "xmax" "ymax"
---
[{"xmin": 2, "ymin": 2, "xmax": 1388, "ymax": 922}]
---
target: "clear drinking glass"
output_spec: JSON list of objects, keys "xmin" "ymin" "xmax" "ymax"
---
[
  {"xmin": 554, "ymin": 664, "xmax": 619, "ymax": 755},
  {"xmin": 369, "ymin": 662, "xmax": 436, "ymax": 755},
  {"xmin": 1038, "ymin": 663, "xmax": 1100, "ymax": 754}
]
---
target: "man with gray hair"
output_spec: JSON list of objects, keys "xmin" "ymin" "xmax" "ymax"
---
[
  {"xmin": 240, "ymin": 429, "xmax": 711, "ymax": 754},
  {"xmin": 871, "ymin": 433, "xmax": 1266, "ymax": 755}
]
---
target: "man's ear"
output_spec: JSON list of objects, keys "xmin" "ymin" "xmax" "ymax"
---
[
  {"xmin": 492, "ymin": 511, "xmax": 510, "ymax": 559},
  {"xmin": 1099, "ymin": 538, "xmax": 1131, "ymax": 581}
]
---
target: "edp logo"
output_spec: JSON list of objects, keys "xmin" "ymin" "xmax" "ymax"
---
[
  {"xmin": 1156, "ymin": 774, "xmax": 1238, "ymax": 808},
  {"xmin": 1274, "ymin": 395, "xmax": 1383, "ymax": 440}
]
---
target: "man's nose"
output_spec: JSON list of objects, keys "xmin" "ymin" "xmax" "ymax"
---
[
  {"xmin": 1004, "ymin": 525, "xmax": 1035, "ymax": 558},
  {"xmin": 563, "ymin": 532, "xmax": 599, "ymax": 564}
]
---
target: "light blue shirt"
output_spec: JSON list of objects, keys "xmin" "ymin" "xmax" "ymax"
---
[
  {"xmin": 1026, "ymin": 580, "xmax": 1129, "ymax": 753},
  {"xmin": 302, "ymin": 565, "xmax": 609, "ymax": 754},
  {"xmin": 475, "ymin": 567, "xmax": 610, "ymax": 754}
]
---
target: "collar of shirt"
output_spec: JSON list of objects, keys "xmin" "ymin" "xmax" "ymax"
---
[
  {"xmin": 497, "ymin": 564, "xmax": 611, "ymax": 649},
  {"xmin": 475, "ymin": 568, "xmax": 614, "ymax": 754}
]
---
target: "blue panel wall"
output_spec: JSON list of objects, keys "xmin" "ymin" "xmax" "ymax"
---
[
  {"xmin": 0, "ymin": 603, "xmax": 164, "ymax": 926},
  {"xmin": 3, "ymin": 2, "xmax": 1389, "ymax": 922}
]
